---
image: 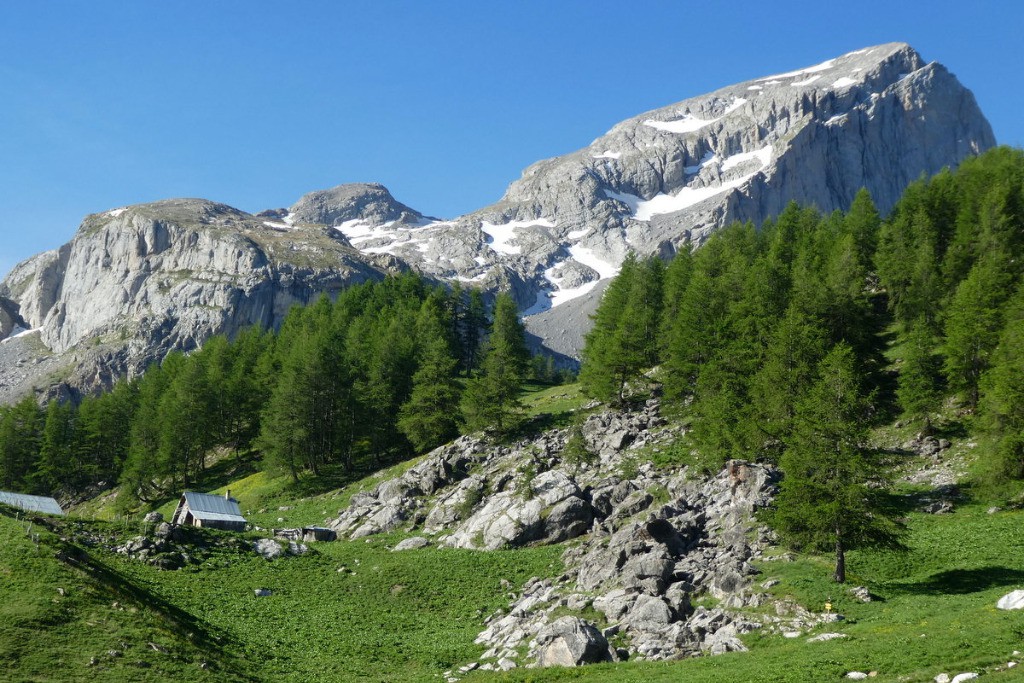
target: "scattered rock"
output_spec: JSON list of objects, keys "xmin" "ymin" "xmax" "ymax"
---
[
  {"xmin": 534, "ymin": 617, "xmax": 612, "ymax": 667},
  {"xmin": 921, "ymin": 500, "xmax": 954, "ymax": 514},
  {"xmin": 143, "ymin": 511, "xmax": 164, "ymax": 524},
  {"xmin": 846, "ymin": 673, "xmax": 869, "ymax": 680},
  {"xmin": 950, "ymin": 674, "xmax": 978, "ymax": 683},
  {"xmin": 849, "ymin": 585, "xmax": 872, "ymax": 602},
  {"xmin": 393, "ymin": 536, "xmax": 431, "ymax": 551},
  {"xmin": 997, "ymin": 590, "xmax": 1024, "ymax": 610},
  {"xmin": 807, "ymin": 632, "xmax": 847, "ymax": 642},
  {"xmin": 253, "ymin": 538, "xmax": 284, "ymax": 560}
]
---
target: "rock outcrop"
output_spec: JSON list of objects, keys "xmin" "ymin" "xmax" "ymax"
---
[
  {"xmin": 1, "ymin": 43, "xmax": 994, "ymax": 401},
  {"xmin": 0, "ymin": 198, "xmax": 403, "ymax": 402},
  {"xmin": 325, "ymin": 399, "xmax": 847, "ymax": 669}
]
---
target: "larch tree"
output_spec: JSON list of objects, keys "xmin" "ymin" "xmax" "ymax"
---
[
  {"xmin": 398, "ymin": 302, "xmax": 462, "ymax": 452},
  {"xmin": 461, "ymin": 293, "xmax": 530, "ymax": 436},
  {"xmin": 770, "ymin": 344, "xmax": 904, "ymax": 583}
]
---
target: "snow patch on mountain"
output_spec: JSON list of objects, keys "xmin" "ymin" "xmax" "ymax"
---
[
  {"xmin": 761, "ymin": 58, "xmax": 835, "ymax": 81},
  {"xmin": 605, "ymin": 143, "xmax": 771, "ymax": 221},
  {"xmin": 481, "ymin": 218, "xmax": 555, "ymax": 256},
  {"xmin": 720, "ymin": 146, "xmax": 773, "ymax": 172},
  {"xmin": 644, "ymin": 98, "xmax": 747, "ymax": 135}
]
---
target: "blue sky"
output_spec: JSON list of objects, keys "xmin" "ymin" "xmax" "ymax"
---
[{"xmin": 1, "ymin": 1, "xmax": 1021, "ymax": 278}]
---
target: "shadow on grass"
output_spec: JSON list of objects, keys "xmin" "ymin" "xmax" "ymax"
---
[
  {"xmin": 895, "ymin": 566, "xmax": 1024, "ymax": 595},
  {"xmin": 25, "ymin": 513, "xmax": 255, "ymax": 680}
]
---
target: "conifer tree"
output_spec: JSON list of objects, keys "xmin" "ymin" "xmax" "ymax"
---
[
  {"xmin": 398, "ymin": 304, "xmax": 462, "ymax": 452},
  {"xmin": 157, "ymin": 353, "xmax": 216, "ymax": 487},
  {"xmin": 749, "ymin": 305, "xmax": 826, "ymax": 458},
  {"xmin": 0, "ymin": 396, "xmax": 43, "ymax": 491},
  {"xmin": 844, "ymin": 188, "xmax": 881, "ymax": 271},
  {"xmin": 33, "ymin": 400, "xmax": 79, "ymax": 494},
  {"xmin": 897, "ymin": 323, "xmax": 943, "ymax": 430},
  {"xmin": 943, "ymin": 257, "xmax": 1012, "ymax": 408},
  {"xmin": 461, "ymin": 293, "xmax": 530, "ymax": 435},
  {"xmin": 770, "ymin": 344, "xmax": 904, "ymax": 583}
]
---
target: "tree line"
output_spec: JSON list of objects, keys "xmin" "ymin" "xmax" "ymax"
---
[
  {"xmin": 580, "ymin": 146, "xmax": 1024, "ymax": 580},
  {"xmin": 0, "ymin": 274, "xmax": 557, "ymax": 507}
]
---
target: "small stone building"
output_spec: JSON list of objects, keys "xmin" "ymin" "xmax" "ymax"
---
[
  {"xmin": 171, "ymin": 491, "xmax": 246, "ymax": 532},
  {"xmin": 0, "ymin": 490, "xmax": 64, "ymax": 516}
]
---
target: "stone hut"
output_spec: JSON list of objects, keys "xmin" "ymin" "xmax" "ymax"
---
[{"xmin": 171, "ymin": 490, "xmax": 246, "ymax": 532}]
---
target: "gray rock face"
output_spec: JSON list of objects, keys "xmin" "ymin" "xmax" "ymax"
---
[
  {"xmin": 0, "ymin": 296, "xmax": 26, "ymax": 340},
  {"xmin": 326, "ymin": 397, "xmax": 812, "ymax": 668},
  {"xmin": 288, "ymin": 182, "xmax": 431, "ymax": 227},
  {"xmin": 0, "ymin": 43, "xmax": 994, "ymax": 401},
  {"xmin": 290, "ymin": 43, "xmax": 993, "ymax": 360},
  {"xmin": 534, "ymin": 617, "xmax": 612, "ymax": 667},
  {"xmin": 0, "ymin": 197, "xmax": 400, "ymax": 401}
]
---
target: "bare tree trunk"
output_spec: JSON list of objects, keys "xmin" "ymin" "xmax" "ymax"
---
[{"xmin": 833, "ymin": 528, "xmax": 846, "ymax": 583}]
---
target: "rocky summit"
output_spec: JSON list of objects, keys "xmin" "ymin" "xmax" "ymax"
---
[{"xmin": 0, "ymin": 43, "xmax": 994, "ymax": 402}]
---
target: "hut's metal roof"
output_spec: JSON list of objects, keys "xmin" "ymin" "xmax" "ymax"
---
[
  {"xmin": 182, "ymin": 491, "xmax": 246, "ymax": 523},
  {"xmin": 0, "ymin": 490, "xmax": 64, "ymax": 516}
]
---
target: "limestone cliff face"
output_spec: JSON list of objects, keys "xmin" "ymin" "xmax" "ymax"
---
[
  {"xmin": 274, "ymin": 43, "xmax": 994, "ymax": 358},
  {"xmin": 0, "ymin": 198, "xmax": 398, "ymax": 400},
  {"xmin": 0, "ymin": 42, "xmax": 996, "ymax": 401}
]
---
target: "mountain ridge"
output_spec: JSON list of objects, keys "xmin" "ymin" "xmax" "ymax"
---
[{"xmin": 0, "ymin": 42, "xmax": 995, "ymax": 403}]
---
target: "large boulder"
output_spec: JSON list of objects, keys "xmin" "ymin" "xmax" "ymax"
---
[
  {"xmin": 534, "ymin": 617, "xmax": 612, "ymax": 667},
  {"xmin": 444, "ymin": 470, "xmax": 592, "ymax": 549},
  {"xmin": 997, "ymin": 590, "xmax": 1024, "ymax": 610},
  {"xmin": 253, "ymin": 538, "xmax": 284, "ymax": 560}
]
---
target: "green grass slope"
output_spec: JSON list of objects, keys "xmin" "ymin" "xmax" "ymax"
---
[{"xmin": 0, "ymin": 508, "xmax": 245, "ymax": 682}]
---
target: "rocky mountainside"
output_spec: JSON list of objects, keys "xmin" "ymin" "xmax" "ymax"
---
[
  {"xmin": 0, "ymin": 42, "xmax": 994, "ymax": 402},
  {"xmin": 324, "ymin": 398, "xmax": 843, "ymax": 672},
  {"xmin": 0, "ymin": 199, "xmax": 405, "ymax": 401}
]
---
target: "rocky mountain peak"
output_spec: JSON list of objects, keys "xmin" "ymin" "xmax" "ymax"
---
[
  {"xmin": 0, "ymin": 42, "xmax": 997, "ymax": 402},
  {"xmin": 287, "ymin": 182, "xmax": 430, "ymax": 228}
]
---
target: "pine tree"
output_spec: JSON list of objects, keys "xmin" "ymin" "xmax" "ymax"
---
[
  {"xmin": 461, "ymin": 293, "xmax": 530, "ymax": 436},
  {"xmin": 770, "ymin": 344, "xmax": 904, "ymax": 583}
]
